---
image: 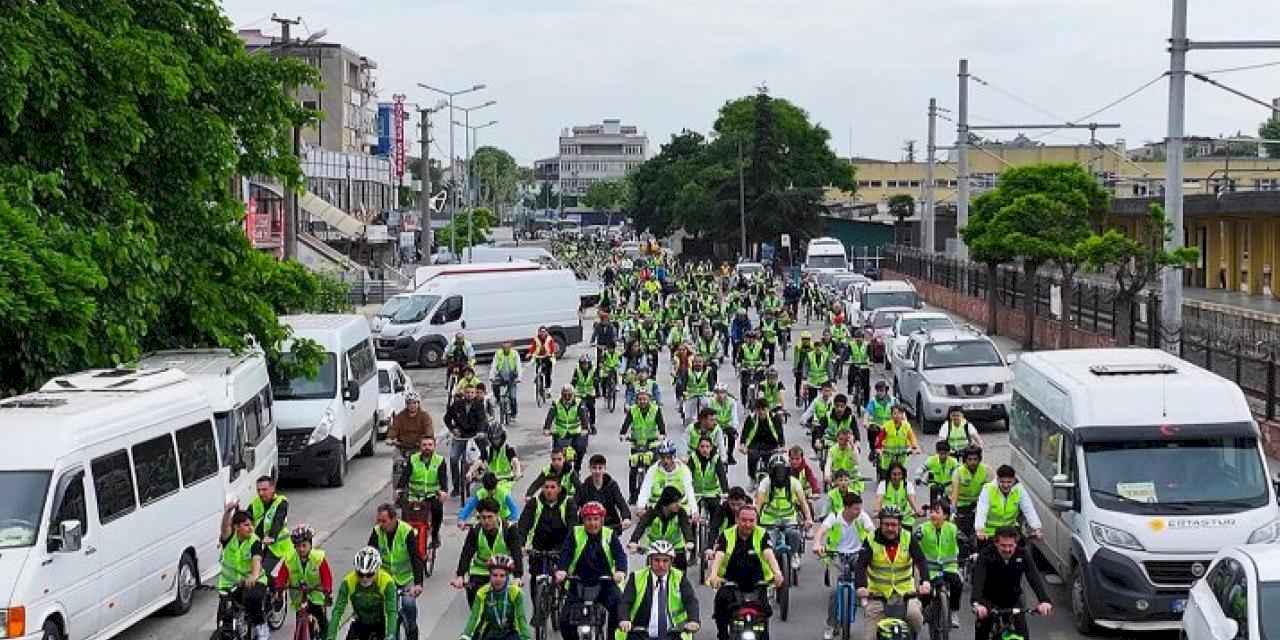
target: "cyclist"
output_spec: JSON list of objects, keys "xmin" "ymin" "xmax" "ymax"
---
[
  {"xmin": 247, "ymin": 475, "xmax": 293, "ymax": 576},
  {"xmin": 755, "ymin": 454, "xmax": 814, "ymax": 566},
  {"xmin": 618, "ymin": 541, "xmax": 702, "ymax": 640},
  {"xmin": 525, "ymin": 447, "xmax": 582, "ymax": 500},
  {"xmin": 707, "ymin": 384, "xmax": 741, "ymax": 465},
  {"xmin": 448, "ymin": 331, "xmax": 477, "ymax": 368},
  {"xmin": 972, "ymin": 527, "xmax": 1053, "ymax": 640},
  {"xmin": 823, "ymin": 400, "xmax": 861, "ymax": 482},
  {"xmin": 823, "ymin": 469, "xmax": 860, "ymax": 518},
  {"xmin": 682, "ymin": 356, "xmax": 713, "ymax": 421},
  {"xmin": 690, "ymin": 434, "xmax": 730, "ymax": 520},
  {"xmin": 706, "ymin": 505, "xmax": 784, "ymax": 640},
  {"xmin": 787, "ymin": 445, "xmax": 822, "ymax": 498},
  {"xmin": 706, "ymin": 487, "xmax": 751, "ymax": 544},
  {"xmin": 446, "ymin": 386, "xmax": 489, "ymax": 498},
  {"xmin": 620, "ymin": 388, "xmax": 667, "ymax": 446},
  {"xmin": 368, "ymin": 504, "xmax": 425, "ymax": 640},
  {"xmin": 488, "ymin": 341, "xmax": 523, "ymax": 420},
  {"xmin": 802, "ymin": 335, "xmax": 834, "ymax": 407},
  {"xmin": 519, "ymin": 475, "xmax": 578, "ymax": 611},
  {"xmin": 874, "ymin": 405, "xmax": 919, "ymax": 482},
  {"xmin": 739, "ymin": 398, "xmax": 784, "ymax": 483},
  {"xmin": 737, "ymin": 331, "xmax": 766, "ymax": 401},
  {"xmin": 591, "ymin": 310, "xmax": 621, "ymax": 365},
  {"xmin": 630, "ymin": 485, "xmax": 696, "ymax": 570},
  {"xmin": 759, "ymin": 311, "xmax": 780, "ymax": 366},
  {"xmin": 571, "ymin": 355, "xmax": 599, "ymax": 435},
  {"xmin": 938, "ymin": 406, "xmax": 984, "ymax": 452},
  {"xmin": 792, "ymin": 332, "xmax": 815, "ymax": 402},
  {"xmin": 458, "ymin": 368, "xmax": 484, "ymax": 399},
  {"xmin": 555, "ymin": 501, "xmax": 628, "ymax": 640},
  {"xmin": 327, "ymin": 547, "xmax": 398, "ymax": 640},
  {"xmin": 975, "ymin": 465, "xmax": 1042, "ymax": 543},
  {"xmin": 598, "ymin": 344, "xmax": 624, "ymax": 402},
  {"xmin": 686, "ymin": 407, "xmax": 727, "ymax": 463},
  {"xmin": 863, "ymin": 381, "xmax": 896, "ymax": 461},
  {"xmin": 729, "ymin": 309, "xmax": 751, "ymax": 366},
  {"xmin": 637, "ymin": 316, "xmax": 662, "ymax": 372},
  {"xmin": 528, "ymin": 326, "xmax": 558, "ymax": 396},
  {"xmin": 544, "ymin": 384, "xmax": 589, "ymax": 474},
  {"xmin": 579, "ymin": 454, "xmax": 633, "ymax": 530},
  {"xmin": 275, "ymin": 525, "xmax": 333, "ymax": 637},
  {"xmin": 950, "ymin": 446, "xmax": 991, "ymax": 549},
  {"xmin": 876, "ymin": 463, "xmax": 921, "ymax": 529},
  {"xmin": 915, "ymin": 441, "xmax": 959, "ymax": 506},
  {"xmin": 397, "ymin": 434, "xmax": 449, "ymax": 558},
  {"xmin": 218, "ymin": 508, "xmax": 269, "ymax": 640},
  {"xmin": 459, "ymin": 555, "xmax": 531, "ymax": 640},
  {"xmin": 800, "ymin": 382, "xmax": 836, "ymax": 433},
  {"xmin": 637, "ymin": 440, "xmax": 698, "ymax": 516},
  {"xmin": 917, "ymin": 501, "xmax": 964, "ymax": 630},
  {"xmin": 388, "ymin": 392, "xmax": 434, "ymax": 470},
  {"xmin": 759, "ymin": 368, "xmax": 786, "ymax": 415},
  {"xmin": 480, "ymin": 422, "xmax": 523, "ymax": 488},
  {"xmin": 853, "ymin": 506, "xmax": 930, "ymax": 640},
  {"xmin": 846, "ymin": 328, "xmax": 871, "ymax": 406},
  {"xmin": 813, "ymin": 492, "xmax": 873, "ymax": 640},
  {"xmin": 453, "ymin": 499, "xmax": 524, "ymax": 605}
]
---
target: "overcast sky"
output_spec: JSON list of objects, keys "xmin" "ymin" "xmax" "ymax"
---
[{"xmin": 222, "ymin": 1, "xmax": 1280, "ymax": 166}]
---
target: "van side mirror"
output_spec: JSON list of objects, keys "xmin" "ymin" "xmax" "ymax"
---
[
  {"xmin": 1006, "ymin": 352, "xmax": 1020, "ymax": 365},
  {"xmin": 344, "ymin": 380, "xmax": 360, "ymax": 402},
  {"xmin": 1051, "ymin": 474, "xmax": 1075, "ymax": 511},
  {"xmin": 1214, "ymin": 618, "xmax": 1239, "ymax": 640},
  {"xmin": 54, "ymin": 520, "xmax": 83, "ymax": 553}
]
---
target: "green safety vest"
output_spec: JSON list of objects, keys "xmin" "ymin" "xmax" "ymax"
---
[
  {"xmin": 335, "ymin": 570, "xmax": 396, "ymax": 636},
  {"xmin": 628, "ymin": 404, "xmax": 661, "ymax": 444},
  {"xmin": 807, "ymin": 350, "xmax": 831, "ymax": 385},
  {"xmin": 573, "ymin": 366, "xmax": 596, "ymax": 396},
  {"xmin": 553, "ymin": 400, "xmax": 583, "ymax": 437},
  {"xmin": 525, "ymin": 497, "xmax": 570, "ymax": 547},
  {"xmin": 761, "ymin": 382, "xmax": 782, "ymax": 407},
  {"xmin": 741, "ymin": 341, "xmax": 764, "ymax": 366},
  {"xmin": 831, "ymin": 324, "xmax": 850, "ymax": 344},
  {"xmin": 718, "ymin": 527, "xmax": 774, "ymax": 583},
  {"xmin": 248, "ymin": 494, "xmax": 294, "ymax": 560},
  {"xmin": 283, "ymin": 549, "xmax": 328, "ymax": 607},
  {"xmin": 881, "ymin": 482, "xmax": 915, "ymax": 527},
  {"xmin": 493, "ymin": 350, "xmax": 520, "ymax": 377},
  {"xmin": 760, "ymin": 476, "xmax": 803, "ymax": 524},
  {"xmin": 954, "ymin": 464, "xmax": 989, "ymax": 507},
  {"xmin": 940, "ymin": 421, "xmax": 973, "ymax": 453},
  {"xmin": 649, "ymin": 463, "xmax": 691, "ymax": 503},
  {"xmin": 407, "ymin": 452, "xmax": 445, "ymax": 500},
  {"xmin": 476, "ymin": 483, "xmax": 513, "ymax": 520},
  {"xmin": 812, "ymin": 397, "xmax": 833, "ymax": 422},
  {"xmin": 828, "ymin": 444, "xmax": 858, "ymax": 477},
  {"xmin": 374, "ymin": 520, "xmax": 414, "ymax": 587},
  {"xmin": 686, "ymin": 368, "xmax": 711, "ymax": 396},
  {"xmin": 924, "ymin": 455, "xmax": 959, "ymax": 489},
  {"xmin": 824, "ymin": 411, "xmax": 856, "ymax": 442},
  {"xmin": 218, "ymin": 533, "xmax": 266, "ymax": 590},
  {"xmin": 867, "ymin": 398, "xmax": 894, "ymax": 423},
  {"xmin": 879, "ymin": 421, "xmax": 913, "ymax": 470},
  {"xmin": 568, "ymin": 526, "xmax": 616, "ymax": 574},
  {"xmin": 467, "ymin": 583, "xmax": 525, "ymax": 640},
  {"xmin": 709, "ymin": 397, "xmax": 735, "ymax": 429},
  {"xmin": 697, "ymin": 336, "xmax": 719, "ymax": 359},
  {"xmin": 848, "ymin": 341, "xmax": 869, "ymax": 365},
  {"xmin": 825, "ymin": 515, "xmax": 872, "ymax": 550},
  {"xmin": 542, "ymin": 464, "xmax": 577, "ymax": 496},
  {"xmin": 618, "ymin": 568, "xmax": 687, "ymax": 640},
  {"xmin": 917, "ymin": 521, "xmax": 960, "ymax": 578},
  {"xmin": 645, "ymin": 513, "xmax": 685, "ymax": 546},
  {"xmin": 761, "ymin": 320, "xmax": 778, "ymax": 343},
  {"xmin": 984, "ymin": 483, "xmax": 1024, "ymax": 535},
  {"xmin": 488, "ymin": 446, "xmax": 515, "ymax": 482},
  {"xmin": 686, "ymin": 425, "xmax": 724, "ymax": 458},
  {"xmin": 867, "ymin": 531, "xmax": 915, "ymax": 599},
  {"xmin": 469, "ymin": 525, "xmax": 512, "ymax": 576},
  {"xmin": 689, "ymin": 455, "xmax": 722, "ymax": 497}
]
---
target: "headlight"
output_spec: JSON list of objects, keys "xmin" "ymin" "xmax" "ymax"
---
[
  {"xmin": 741, "ymin": 632, "xmax": 757, "ymax": 640},
  {"xmin": 1091, "ymin": 521, "xmax": 1145, "ymax": 551},
  {"xmin": 927, "ymin": 383, "xmax": 950, "ymax": 397},
  {"xmin": 308, "ymin": 408, "xmax": 335, "ymax": 446},
  {"xmin": 577, "ymin": 625, "xmax": 593, "ymax": 637},
  {"xmin": 1248, "ymin": 517, "xmax": 1280, "ymax": 544}
]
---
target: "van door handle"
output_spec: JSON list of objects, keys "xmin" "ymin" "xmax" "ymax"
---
[{"xmin": 85, "ymin": 546, "xmax": 97, "ymax": 556}]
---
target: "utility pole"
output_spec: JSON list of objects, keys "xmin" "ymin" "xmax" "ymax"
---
[
  {"xmin": 419, "ymin": 83, "xmax": 488, "ymax": 259},
  {"xmin": 417, "ymin": 104, "xmax": 439, "ymax": 259},
  {"xmin": 924, "ymin": 98, "xmax": 937, "ymax": 253},
  {"xmin": 956, "ymin": 59, "xmax": 970, "ymax": 261},
  {"xmin": 272, "ymin": 14, "xmax": 302, "ymax": 260},
  {"xmin": 738, "ymin": 139, "xmax": 747, "ymax": 259}
]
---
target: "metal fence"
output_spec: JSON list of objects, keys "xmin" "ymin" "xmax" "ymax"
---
[{"xmin": 884, "ymin": 245, "xmax": 1280, "ymax": 420}]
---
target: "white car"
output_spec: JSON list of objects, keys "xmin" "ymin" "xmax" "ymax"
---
[
  {"xmin": 1183, "ymin": 544, "xmax": 1280, "ymax": 640},
  {"xmin": 376, "ymin": 360, "xmax": 414, "ymax": 437},
  {"xmin": 886, "ymin": 312, "xmax": 956, "ymax": 371}
]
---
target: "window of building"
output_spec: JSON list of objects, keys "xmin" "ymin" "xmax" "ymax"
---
[
  {"xmin": 909, "ymin": 180, "xmax": 921, "ymax": 187},
  {"xmin": 886, "ymin": 180, "xmax": 898, "ymax": 188},
  {"xmin": 91, "ymin": 449, "xmax": 137, "ymax": 524},
  {"xmin": 132, "ymin": 434, "xmax": 180, "ymax": 506},
  {"xmin": 869, "ymin": 180, "xmax": 882, "ymax": 188}
]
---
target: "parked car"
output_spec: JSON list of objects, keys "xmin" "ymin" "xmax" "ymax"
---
[
  {"xmin": 886, "ymin": 312, "xmax": 956, "ymax": 371},
  {"xmin": 1183, "ymin": 545, "xmax": 1280, "ymax": 640},
  {"xmin": 893, "ymin": 327, "xmax": 1012, "ymax": 432},
  {"xmin": 376, "ymin": 360, "xmax": 414, "ymax": 437},
  {"xmin": 865, "ymin": 306, "xmax": 914, "ymax": 363}
]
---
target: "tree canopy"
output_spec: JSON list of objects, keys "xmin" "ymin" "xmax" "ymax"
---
[
  {"xmin": 0, "ymin": 0, "xmax": 349, "ymax": 393},
  {"xmin": 471, "ymin": 146, "xmax": 520, "ymax": 213}
]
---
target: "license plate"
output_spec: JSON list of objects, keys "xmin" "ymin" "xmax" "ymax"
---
[
  {"xmin": 969, "ymin": 403, "xmax": 991, "ymax": 410},
  {"xmin": 1171, "ymin": 599, "xmax": 1186, "ymax": 614},
  {"xmin": 279, "ymin": 456, "xmax": 291, "ymax": 466}
]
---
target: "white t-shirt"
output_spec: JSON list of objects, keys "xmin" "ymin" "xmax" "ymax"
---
[{"xmin": 821, "ymin": 511, "xmax": 874, "ymax": 554}]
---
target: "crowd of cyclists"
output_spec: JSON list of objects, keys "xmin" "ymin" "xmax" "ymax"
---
[{"xmin": 213, "ymin": 235, "xmax": 1053, "ymax": 640}]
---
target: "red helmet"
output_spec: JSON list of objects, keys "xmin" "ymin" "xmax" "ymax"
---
[{"xmin": 579, "ymin": 501, "xmax": 607, "ymax": 519}]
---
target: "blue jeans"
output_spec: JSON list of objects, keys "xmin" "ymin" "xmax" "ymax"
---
[{"xmin": 449, "ymin": 438, "xmax": 470, "ymax": 495}]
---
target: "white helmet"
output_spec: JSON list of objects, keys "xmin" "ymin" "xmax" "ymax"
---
[
  {"xmin": 353, "ymin": 546, "xmax": 382, "ymax": 575},
  {"xmin": 648, "ymin": 540, "xmax": 677, "ymax": 560}
]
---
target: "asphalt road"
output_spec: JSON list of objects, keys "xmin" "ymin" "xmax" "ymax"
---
[{"xmin": 116, "ymin": 300, "xmax": 1165, "ymax": 640}]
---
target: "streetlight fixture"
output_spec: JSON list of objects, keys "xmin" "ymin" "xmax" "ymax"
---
[
  {"xmin": 455, "ymin": 118, "xmax": 499, "ymax": 261},
  {"xmin": 417, "ymin": 82, "xmax": 487, "ymax": 256},
  {"xmin": 455, "ymin": 101, "xmax": 498, "ymax": 211}
]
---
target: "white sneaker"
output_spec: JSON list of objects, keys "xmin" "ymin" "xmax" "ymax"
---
[
  {"xmin": 950, "ymin": 613, "xmax": 961, "ymax": 628},
  {"xmin": 823, "ymin": 626, "xmax": 835, "ymax": 640},
  {"xmin": 254, "ymin": 624, "xmax": 271, "ymax": 640}
]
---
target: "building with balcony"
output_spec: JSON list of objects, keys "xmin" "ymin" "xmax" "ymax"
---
[{"xmin": 554, "ymin": 119, "xmax": 648, "ymax": 196}]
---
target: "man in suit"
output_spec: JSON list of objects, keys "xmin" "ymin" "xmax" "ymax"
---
[{"xmin": 617, "ymin": 541, "xmax": 701, "ymax": 640}]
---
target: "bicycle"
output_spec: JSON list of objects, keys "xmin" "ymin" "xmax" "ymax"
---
[
  {"xmin": 533, "ymin": 356, "xmax": 554, "ymax": 407},
  {"xmin": 205, "ymin": 585, "xmax": 250, "ymax": 640},
  {"xmin": 401, "ymin": 498, "xmax": 437, "ymax": 578},
  {"xmin": 808, "ymin": 420, "xmax": 829, "ymax": 471},
  {"xmin": 822, "ymin": 551, "xmax": 860, "ymax": 640},
  {"xmin": 694, "ymin": 496, "xmax": 721, "ymax": 585},
  {"xmin": 266, "ymin": 580, "xmax": 289, "ymax": 631},
  {"xmin": 601, "ymin": 370, "xmax": 619, "ymax": 413},
  {"xmin": 722, "ymin": 580, "xmax": 772, "ymax": 640},
  {"xmin": 976, "ymin": 606, "xmax": 1039, "ymax": 640},
  {"xmin": 563, "ymin": 576, "xmax": 613, "ymax": 640},
  {"xmin": 291, "ymin": 586, "xmax": 324, "ymax": 640},
  {"xmin": 627, "ymin": 443, "xmax": 655, "ymax": 504},
  {"xmin": 528, "ymin": 551, "xmax": 564, "ymax": 640},
  {"xmin": 765, "ymin": 523, "xmax": 802, "ymax": 621},
  {"xmin": 923, "ymin": 574, "xmax": 952, "ymax": 640},
  {"xmin": 445, "ymin": 359, "xmax": 467, "ymax": 398},
  {"xmin": 492, "ymin": 379, "xmax": 516, "ymax": 427}
]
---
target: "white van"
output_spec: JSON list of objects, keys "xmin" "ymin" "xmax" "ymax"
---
[
  {"xmin": 139, "ymin": 348, "xmax": 278, "ymax": 508},
  {"xmin": 463, "ymin": 246, "xmax": 559, "ymax": 268},
  {"xmin": 1009, "ymin": 348, "xmax": 1280, "ymax": 634},
  {"xmin": 411, "ymin": 260, "xmax": 543, "ymax": 290},
  {"xmin": 803, "ymin": 237, "xmax": 849, "ymax": 274},
  {"xmin": 274, "ymin": 314, "xmax": 380, "ymax": 487},
  {"xmin": 375, "ymin": 269, "xmax": 583, "ymax": 367},
  {"xmin": 857, "ymin": 280, "xmax": 922, "ymax": 324},
  {"xmin": 0, "ymin": 368, "xmax": 224, "ymax": 640}
]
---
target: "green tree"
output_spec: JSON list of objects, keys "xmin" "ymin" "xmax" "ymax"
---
[
  {"xmin": 629, "ymin": 130, "xmax": 707, "ymax": 238},
  {"xmin": 1260, "ymin": 116, "xmax": 1280, "ymax": 159},
  {"xmin": 0, "ymin": 0, "xmax": 348, "ymax": 393},
  {"xmin": 1078, "ymin": 204, "xmax": 1198, "ymax": 347},
  {"xmin": 471, "ymin": 146, "xmax": 519, "ymax": 218},
  {"xmin": 435, "ymin": 207, "xmax": 496, "ymax": 252}
]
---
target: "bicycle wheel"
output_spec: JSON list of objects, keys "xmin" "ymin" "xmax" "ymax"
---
[
  {"xmin": 536, "ymin": 373, "xmax": 547, "ymax": 408},
  {"xmin": 934, "ymin": 585, "xmax": 951, "ymax": 640},
  {"xmin": 777, "ymin": 553, "xmax": 792, "ymax": 621},
  {"xmin": 533, "ymin": 583, "xmax": 550, "ymax": 640},
  {"xmin": 791, "ymin": 551, "xmax": 800, "ymax": 587},
  {"xmin": 267, "ymin": 588, "xmax": 288, "ymax": 630}
]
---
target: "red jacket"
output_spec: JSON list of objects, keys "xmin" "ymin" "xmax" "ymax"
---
[
  {"xmin": 789, "ymin": 460, "xmax": 821, "ymax": 494},
  {"xmin": 273, "ymin": 555, "xmax": 333, "ymax": 595}
]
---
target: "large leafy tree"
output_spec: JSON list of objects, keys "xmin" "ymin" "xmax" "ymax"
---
[
  {"xmin": 0, "ymin": 0, "xmax": 346, "ymax": 394},
  {"xmin": 470, "ymin": 146, "xmax": 520, "ymax": 215}
]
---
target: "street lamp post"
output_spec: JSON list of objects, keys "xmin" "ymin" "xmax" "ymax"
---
[
  {"xmin": 418, "ymin": 82, "xmax": 487, "ymax": 259},
  {"xmin": 454, "ymin": 118, "xmax": 498, "ymax": 261}
]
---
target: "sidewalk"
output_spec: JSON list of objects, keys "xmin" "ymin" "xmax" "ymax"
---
[{"xmin": 1185, "ymin": 287, "xmax": 1280, "ymax": 324}]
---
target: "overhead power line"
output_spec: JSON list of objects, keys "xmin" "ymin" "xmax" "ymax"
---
[
  {"xmin": 1196, "ymin": 60, "xmax": 1280, "ymax": 75},
  {"xmin": 1032, "ymin": 72, "xmax": 1168, "ymax": 141},
  {"xmin": 969, "ymin": 74, "xmax": 1068, "ymax": 122}
]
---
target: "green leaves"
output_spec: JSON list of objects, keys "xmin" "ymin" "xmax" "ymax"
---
[{"xmin": 1078, "ymin": 203, "xmax": 1198, "ymax": 296}]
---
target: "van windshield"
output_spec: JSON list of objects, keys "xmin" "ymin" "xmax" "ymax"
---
[
  {"xmin": 1084, "ymin": 436, "xmax": 1269, "ymax": 514},
  {"xmin": 864, "ymin": 291, "xmax": 917, "ymax": 311},
  {"xmin": 898, "ymin": 317, "xmax": 954, "ymax": 336},
  {"xmin": 0, "ymin": 470, "xmax": 50, "ymax": 548},
  {"xmin": 806, "ymin": 255, "xmax": 847, "ymax": 269},
  {"xmin": 272, "ymin": 353, "xmax": 337, "ymax": 401},
  {"xmin": 377, "ymin": 297, "xmax": 408, "ymax": 319},
  {"xmin": 390, "ymin": 295, "xmax": 440, "ymax": 324}
]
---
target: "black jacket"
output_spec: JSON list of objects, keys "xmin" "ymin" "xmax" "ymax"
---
[
  {"xmin": 971, "ymin": 543, "xmax": 1051, "ymax": 609},
  {"xmin": 619, "ymin": 569, "xmax": 701, "ymax": 627},
  {"xmin": 592, "ymin": 321, "xmax": 620, "ymax": 348},
  {"xmin": 578, "ymin": 473, "xmax": 632, "ymax": 528},
  {"xmin": 445, "ymin": 398, "xmax": 487, "ymax": 438},
  {"xmin": 518, "ymin": 495, "xmax": 578, "ymax": 551}
]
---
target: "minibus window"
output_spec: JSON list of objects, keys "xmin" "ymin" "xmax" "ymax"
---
[{"xmin": 272, "ymin": 353, "xmax": 338, "ymax": 401}]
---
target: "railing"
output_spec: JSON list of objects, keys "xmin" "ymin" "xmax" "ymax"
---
[{"xmin": 883, "ymin": 245, "xmax": 1280, "ymax": 420}]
